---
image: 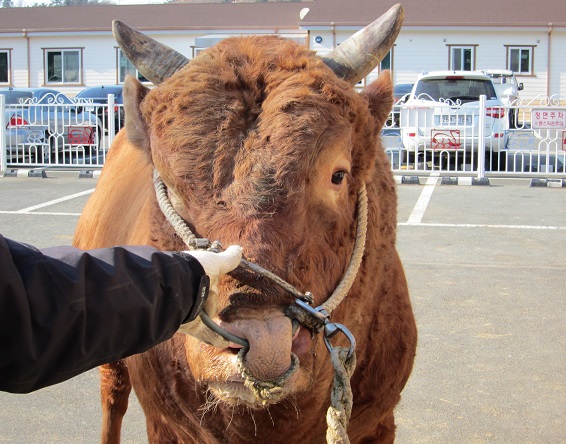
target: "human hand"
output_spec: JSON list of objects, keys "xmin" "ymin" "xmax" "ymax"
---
[{"xmin": 177, "ymin": 245, "xmax": 242, "ymax": 347}]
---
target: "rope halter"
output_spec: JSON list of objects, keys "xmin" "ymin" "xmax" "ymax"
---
[{"xmin": 153, "ymin": 169, "xmax": 368, "ymax": 443}]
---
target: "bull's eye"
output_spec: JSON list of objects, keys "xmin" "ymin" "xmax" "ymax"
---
[{"xmin": 331, "ymin": 170, "xmax": 347, "ymax": 185}]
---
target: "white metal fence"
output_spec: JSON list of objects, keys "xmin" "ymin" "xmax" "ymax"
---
[
  {"xmin": 1, "ymin": 93, "xmax": 565, "ymax": 179},
  {"xmin": 383, "ymin": 95, "xmax": 566, "ymax": 178},
  {"xmin": 0, "ymin": 93, "xmax": 122, "ymax": 172}
]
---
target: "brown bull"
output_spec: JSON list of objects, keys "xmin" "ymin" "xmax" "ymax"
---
[{"xmin": 73, "ymin": 4, "xmax": 417, "ymax": 443}]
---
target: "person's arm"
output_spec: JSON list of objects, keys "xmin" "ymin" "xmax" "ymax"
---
[{"xmin": 0, "ymin": 234, "xmax": 228, "ymax": 393}]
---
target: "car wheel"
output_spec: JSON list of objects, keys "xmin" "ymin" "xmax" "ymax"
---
[
  {"xmin": 403, "ymin": 150, "xmax": 417, "ymax": 164},
  {"xmin": 486, "ymin": 151, "xmax": 507, "ymax": 172}
]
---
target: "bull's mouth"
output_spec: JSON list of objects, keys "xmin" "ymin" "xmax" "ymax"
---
[
  {"xmin": 195, "ymin": 312, "xmax": 314, "ymax": 408},
  {"xmin": 207, "ymin": 381, "xmax": 257, "ymax": 407},
  {"xmin": 208, "ymin": 381, "xmax": 253, "ymax": 407},
  {"xmin": 207, "ymin": 351, "xmax": 300, "ymax": 408},
  {"xmin": 207, "ymin": 327, "xmax": 310, "ymax": 408},
  {"xmin": 207, "ymin": 379, "xmax": 291, "ymax": 407}
]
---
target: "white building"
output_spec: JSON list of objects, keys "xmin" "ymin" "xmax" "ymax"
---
[{"xmin": 0, "ymin": 0, "xmax": 564, "ymax": 101}]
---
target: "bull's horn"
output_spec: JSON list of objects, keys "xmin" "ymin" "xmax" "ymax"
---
[
  {"xmin": 321, "ymin": 3, "xmax": 404, "ymax": 85},
  {"xmin": 112, "ymin": 20, "xmax": 189, "ymax": 85}
]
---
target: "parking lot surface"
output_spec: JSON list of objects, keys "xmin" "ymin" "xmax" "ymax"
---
[{"xmin": 0, "ymin": 173, "xmax": 564, "ymax": 443}]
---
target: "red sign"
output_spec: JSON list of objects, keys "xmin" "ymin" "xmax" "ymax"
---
[
  {"xmin": 431, "ymin": 129, "xmax": 461, "ymax": 150},
  {"xmin": 68, "ymin": 127, "xmax": 95, "ymax": 145}
]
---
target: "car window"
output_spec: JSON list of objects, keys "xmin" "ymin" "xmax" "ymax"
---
[
  {"xmin": 77, "ymin": 87, "xmax": 122, "ymax": 99},
  {"xmin": 502, "ymin": 76, "xmax": 516, "ymax": 86},
  {"xmin": 489, "ymin": 75, "xmax": 504, "ymax": 84},
  {"xmin": 0, "ymin": 91, "xmax": 33, "ymax": 104},
  {"xmin": 394, "ymin": 84, "xmax": 413, "ymax": 95},
  {"xmin": 487, "ymin": 74, "xmax": 516, "ymax": 87},
  {"xmin": 36, "ymin": 91, "xmax": 73, "ymax": 104},
  {"xmin": 415, "ymin": 78, "xmax": 497, "ymax": 101}
]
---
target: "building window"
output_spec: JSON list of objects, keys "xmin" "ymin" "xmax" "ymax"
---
[
  {"xmin": 507, "ymin": 46, "xmax": 533, "ymax": 75},
  {"xmin": 448, "ymin": 46, "xmax": 476, "ymax": 71},
  {"xmin": 380, "ymin": 50, "xmax": 391, "ymax": 72},
  {"xmin": 0, "ymin": 50, "xmax": 10, "ymax": 84},
  {"xmin": 44, "ymin": 48, "xmax": 82, "ymax": 84},
  {"xmin": 117, "ymin": 49, "xmax": 149, "ymax": 84},
  {"xmin": 353, "ymin": 49, "xmax": 393, "ymax": 89},
  {"xmin": 191, "ymin": 47, "xmax": 206, "ymax": 58}
]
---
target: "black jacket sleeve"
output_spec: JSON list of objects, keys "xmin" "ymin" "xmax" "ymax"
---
[{"xmin": 0, "ymin": 234, "xmax": 206, "ymax": 394}]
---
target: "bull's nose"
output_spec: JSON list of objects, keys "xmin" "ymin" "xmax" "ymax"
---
[{"xmin": 219, "ymin": 309, "xmax": 294, "ymax": 382}]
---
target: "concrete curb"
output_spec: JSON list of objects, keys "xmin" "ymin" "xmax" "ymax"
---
[
  {"xmin": 395, "ymin": 175, "xmax": 566, "ymax": 187},
  {"xmin": 78, "ymin": 170, "xmax": 102, "ymax": 179},
  {"xmin": 395, "ymin": 176, "xmax": 491, "ymax": 186},
  {"xmin": 530, "ymin": 178, "xmax": 566, "ymax": 188},
  {"xmin": 2, "ymin": 169, "xmax": 47, "ymax": 178},
  {"xmin": 1, "ymin": 169, "xmax": 101, "ymax": 179}
]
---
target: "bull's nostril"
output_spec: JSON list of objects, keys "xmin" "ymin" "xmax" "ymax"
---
[{"xmin": 227, "ymin": 341, "xmax": 245, "ymax": 355}]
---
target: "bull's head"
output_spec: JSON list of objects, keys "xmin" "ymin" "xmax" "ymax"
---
[{"xmin": 114, "ymin": 4, "xmax": 403, "ymax": 408}]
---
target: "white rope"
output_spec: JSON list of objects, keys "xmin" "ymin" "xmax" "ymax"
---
[
  {"xmin": 154, "ymin": 168, "xmax": 368, "ymax": 310},
  {"xmin": 236, "ymin": 351, "xmax": 300, "ymax": 405},
  {"xmin": 321, "ymin": 183, "xmax": 368, "ymax": 314},
  {"xmin": 153, "ymin": 169, "xmax": 197, "ymax": 248},
  {"xmin": 326, "ymin": 347, "xmax": 357, "ymax": 444},
  {"xmin": 322, "ymin": 185, "xmax": 367, "ymax": 442}
]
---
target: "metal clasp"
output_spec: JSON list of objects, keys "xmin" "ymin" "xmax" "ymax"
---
[
  {"xmin": 191, "ymin": 238, "xmax": 223, "ymax": 252},
  {"xmin": 323, "ymin": 322, "xmax": 356, "ymax": 360},
  {"xmin": 292, "ymin": 298, "xmax": 329, "ymax": 331},
  {"xmin": 292, "ymin": 299, "xmax": 356, "ymax": 360}
]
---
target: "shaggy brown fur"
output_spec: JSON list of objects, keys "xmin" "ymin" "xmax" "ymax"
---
[{"xmin": 74, "ymin": 36, "xmax": 417, "ymax": 443}]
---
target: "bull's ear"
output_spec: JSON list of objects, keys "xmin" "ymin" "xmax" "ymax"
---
[
  {"xmin": 360, "ymin": 70, "xmax": 394, "ymax": 133},
  {"xmin": 123, "ymin": 75, "xmax": 151, "ymax": 155}
]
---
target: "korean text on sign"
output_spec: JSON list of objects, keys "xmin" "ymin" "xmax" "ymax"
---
[{"xmin": 531, "ymin": 109, "xmax": 566, "ymax": 129}]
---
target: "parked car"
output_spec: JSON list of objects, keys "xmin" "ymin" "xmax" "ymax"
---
[
  {"xmin": 75, "ymin": 85, "xmax": 124, "ymax": 133},
  {"xmin": 388, "ymin": 83, "xmax": 413, "ymax": 127},
  {"xmin": 1, "ymin": 90, "xmax": 48, "ymax": 161},
  {"xmin": 0, "ymin": 87, "xmax": 102, "ymax": 161},
  {"xmin": 400, "ymin": 71, "xmax": 508, "ymax": 158},
  {"xmin": 481, "ymin": 69, "xmax": 523, "ymax": 127},
  {"xmin": 393, "ymin": 83, "xmax": 413, "ymax": 103}
]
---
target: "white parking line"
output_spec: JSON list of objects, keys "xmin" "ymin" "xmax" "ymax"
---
[
  {"xmin": 399, "ymin": 222, "xmax": 566, "ymax": 230},
  {"xmin": 1, "ymin": 213, "xmax": 563, "ymax": 230},
  {"xmin": 0, "ymin": 211, "xmax": 82, "ymax": 216},
  {"xmin": 401, "ymin": 260, "xmax": 566, "ymax": 270},
  {"xmin": 15, "ymin": 189, "xmax": 95, "ymax": 213},
  {"xmin": 406, "ymin": 173, "xmax": 439, "ymax": 225},
  {"xmin": 1, "ymin": 185, "xmax": 564, "ymax": 231}
]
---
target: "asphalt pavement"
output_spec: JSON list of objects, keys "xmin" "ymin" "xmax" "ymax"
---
[{"xmin": 0, "ymin": 172, "xmax": 564, "ymax": 443}]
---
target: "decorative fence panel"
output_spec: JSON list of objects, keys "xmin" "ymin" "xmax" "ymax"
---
[
  {"xmin": 1, "ymin": 92, "xmax": 565, "ymax": 179},
  {"xmin": 383, "ymin": 95, "xmax": 566, "ymax": 178},
  {"xmin": 1, "ymin": 93, "xmax": 123, "ymax": 171}
]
